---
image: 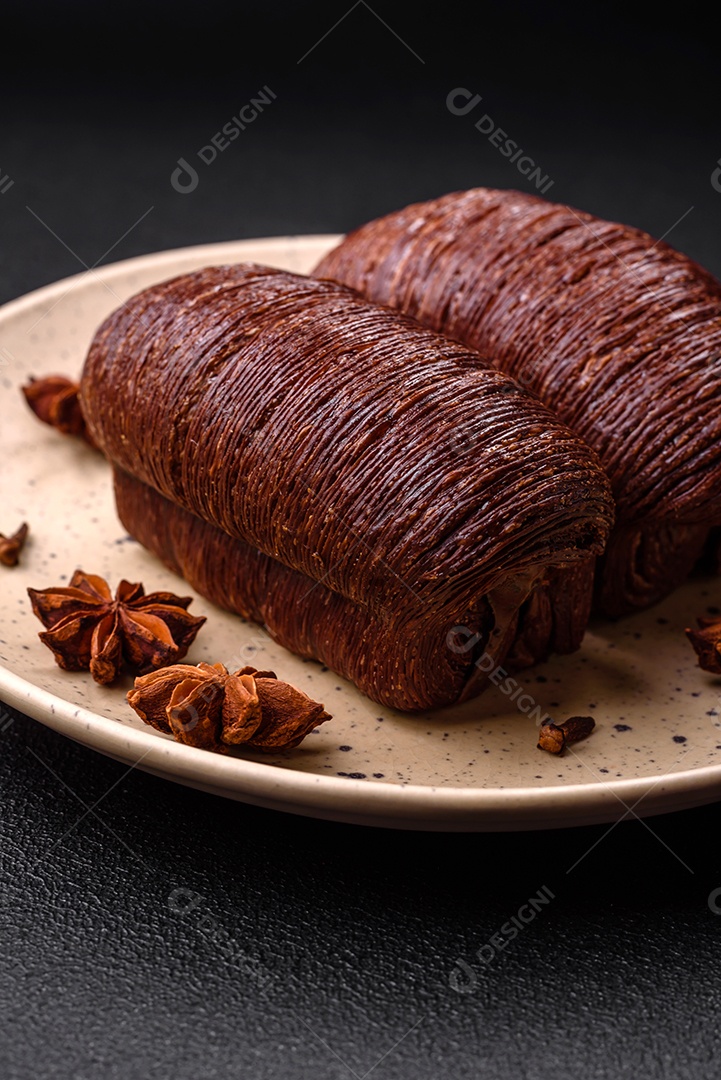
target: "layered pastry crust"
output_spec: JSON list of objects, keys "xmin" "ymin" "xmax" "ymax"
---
[
  {"xmin": 80, "ymin": 264, "xmax": 613, "ymax": 709},
  {"xmin": 313, "ymin": 188, "xmax": 721, "ymax": 614}
]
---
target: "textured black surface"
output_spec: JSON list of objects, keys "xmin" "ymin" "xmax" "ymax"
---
[{"xmin": 2, "ymin": 4, "xmax": 721, "ymax": 1077}]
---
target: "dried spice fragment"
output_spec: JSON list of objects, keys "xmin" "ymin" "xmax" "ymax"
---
[
  {"xmin": 0, "ymin": 523, "xmax": 29, "ymax": 567},
  {"xmin": 127, "ymin": 662, "xmax": 331, "ymax": 752},
  {"xmin": 22, "ymin": 375, "xmax": 97, "ymax": 447},
  {"xmin": 27, "ymin": 569, "xmax": 205, "ymax": 684},
  {"xmin": 686, "ymin": 616, "xmax": 721, "ymax": 675},
  {"xmin": 537, "ymin": 715, "xmax": 595, "ymax": 755}
]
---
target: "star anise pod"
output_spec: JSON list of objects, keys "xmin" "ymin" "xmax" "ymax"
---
[
  {"xmin": 27, "ymin": 570, "xmax": 206, "ymax": 684},
  {"xmin": 127, "ymin": 663, "xmax": 331, "ymax": 752},
  {"xmin": 686, "ymin": 615, "xmax": 721, "ymax": 674},
  {"xmin": 22, "ymin": 375, "xmax": 97, "ymax": 448},
  {"xmin": 0, "ymin": 523, "xmax": 29, "ymax": 567}
]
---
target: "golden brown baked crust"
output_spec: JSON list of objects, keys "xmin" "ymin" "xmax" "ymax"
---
[
  {"xmin": 313, "ymin": 188, "xmax": 721, "ymax": 614},
  {"xmin": 80, "ymin": 264, "xmax": 613, "ymax": 709}
]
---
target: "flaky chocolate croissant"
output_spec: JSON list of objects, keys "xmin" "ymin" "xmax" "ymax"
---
[
  {"xmin": 79, "ymin": 264, "xmax": 613, "ymax": 710},
  {"xmin": 313, "ymin": 188, "xmax": 721, "ymax": 616}
]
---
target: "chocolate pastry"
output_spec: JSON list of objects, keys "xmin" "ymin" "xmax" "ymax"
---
[
  {"xmin": 79, "ymin": 264, "xmax": 613, "ymax": 710},
  {"xmin": 313, "ymin": 189, "xmax": 721, "ymax": 616}
]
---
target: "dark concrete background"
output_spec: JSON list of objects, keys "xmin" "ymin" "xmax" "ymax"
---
[{"xmin": 2, "ymin": 3, "xmax": 720, "ymax": 1076}]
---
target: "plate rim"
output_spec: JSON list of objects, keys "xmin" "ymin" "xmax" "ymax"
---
[
  {"xmin": 0, "ymin": 234, "xmax": 342, "ymax": 317},
  {"xmin": 4, "ymin": 659, "xmax": 721, "ymax": 831},
  {"xmin": 2, "ymin": 234, "xmax": 720, "ymax": 831}
]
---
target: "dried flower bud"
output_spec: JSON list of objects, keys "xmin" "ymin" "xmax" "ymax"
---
[{"xmin": 538, "ymin": 715, "xmax": 595, "ymax": 754}]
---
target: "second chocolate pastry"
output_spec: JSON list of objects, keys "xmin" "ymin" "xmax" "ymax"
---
[{"xmin": 313, "ymin": 188, "xmax": 721, "ymax": 616}]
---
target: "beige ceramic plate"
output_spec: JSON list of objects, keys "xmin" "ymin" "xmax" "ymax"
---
[{"xmin": 1, "ymin": 236, "xmax": 720, "ymax": 830}]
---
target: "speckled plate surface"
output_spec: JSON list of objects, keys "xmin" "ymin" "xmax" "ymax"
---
[{"xmin": 1, "ymin": 236, "xmax": 720, "ymax": 831}]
